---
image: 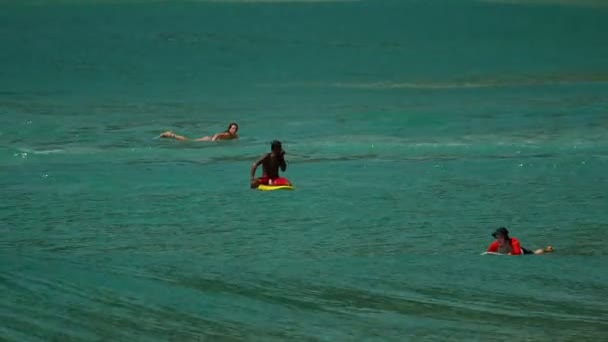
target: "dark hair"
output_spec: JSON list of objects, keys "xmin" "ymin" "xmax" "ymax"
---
[
  {"xmin": 492, "ymin": 227, "xmax": 510, "ymax": 239},
  {"xmin": 271, "ymin": 140, "xmax": 282, "ymax": 150},
  {"xmin": 226, "ymin": 122, "xmax": 238, "ymax": 133}
]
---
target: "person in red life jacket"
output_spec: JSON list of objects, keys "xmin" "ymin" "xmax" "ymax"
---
[
  {"xmin": 487, "ymin": 227, "xmax": 554, "ymax": 255},
  {"xmin": 250, "ymin": 140, "xmax": 292, "ymax": 189}
]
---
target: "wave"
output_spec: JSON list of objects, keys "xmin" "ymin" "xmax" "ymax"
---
[
  {"xmin": 7, "ymin": 135, "xmax": 606, "ymax": 154},
  {"xmin": 258, "ymin": 75, "xmax": 608, "ymax": 90},
  {"xmin": 2, "ymin": 133, "xmax": 605, "ymax": 169},
  {"xmin": 2, "ymin": 251, "xmax": 606, "ymax": 341},
  {"xmin": 478, "ymin": 0, "xmax": 608, "ymax": 9},
  {"xmin": 6, "ymin": 0, "xmax": 360, "ymax": 5}
]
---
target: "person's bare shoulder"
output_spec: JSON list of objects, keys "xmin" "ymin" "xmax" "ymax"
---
[{"xmin": 254, "ymin": 153, "xmax": 269, "ymax": 165}]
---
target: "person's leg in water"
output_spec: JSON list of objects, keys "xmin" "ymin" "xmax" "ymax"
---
[
  {"xmin": 270, "ymin": 177, "xmax": 291, "ymax": 186},
  {"xmin": 522, "ymin": 246, "xmax": 554, "ymax": 255},
  {"xmin": 250, "ymin": 176, "xmax": 269, "ymax": 189},
  {"xmin": 160, "ymin": 131, "xmax": 214, "ymax": 141},
  {"xmin": 161, "ymin": 131, "xmax": 187, "ymax": 141}
]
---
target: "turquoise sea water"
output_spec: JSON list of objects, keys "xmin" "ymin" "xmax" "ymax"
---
[{"xmin": 2, "ymin": 0, "xmax": 608, "ymax": 340}]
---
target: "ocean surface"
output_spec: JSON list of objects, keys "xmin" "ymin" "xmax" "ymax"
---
[{"xmin": 1, "ymin": 0, "xmax": 608, "ymax": 340}]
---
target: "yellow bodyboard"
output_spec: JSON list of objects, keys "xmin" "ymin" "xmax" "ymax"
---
[{"xmin": 257, "ymin": 185, "xmax": 294, "ymax": 191}]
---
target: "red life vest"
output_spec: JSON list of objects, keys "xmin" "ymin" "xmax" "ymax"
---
[{"xmin": 487, "ymin": 237, "xmax": 522, "ymax": 255}]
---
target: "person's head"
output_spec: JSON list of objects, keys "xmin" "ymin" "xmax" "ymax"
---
[
  {"xmin": 492, "ymin": 227, "xmax": 510, "ymax": 246},
  {"xmin": 271, "ymin": 140, "xmax": 283, "ymax": 153},
  {"xmin": 226, "ymin": 122, "xmax": 239, "ymax": 135}
]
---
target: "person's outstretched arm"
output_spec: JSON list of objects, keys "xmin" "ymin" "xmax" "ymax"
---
[
  {"xmin": 250, "ymin": 154, "xmax": 268, "ymax": 188},
  {"xmin": 251, "ymin": 154, "xmax": 266, "ymax": 178},
  {"xmin": 211, "ymin": 132, "xmax": 230, "ymax": 141}
]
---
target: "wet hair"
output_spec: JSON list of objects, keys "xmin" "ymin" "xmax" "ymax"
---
[
  {"xmin": 271, "ymin": 140, "xmax": 282, "ymax": 150},
  {"xmin": 226, "ymin": 122, "xmax": 238, "ymax": 133},
  {"xmin": 493, "ymin": 227, "xmax": 511, "ymax": 240}
]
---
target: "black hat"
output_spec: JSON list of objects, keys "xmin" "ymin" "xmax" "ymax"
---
[{"xmin": 492, "ymin": 227, "xmax": 509, "ymax": 238}]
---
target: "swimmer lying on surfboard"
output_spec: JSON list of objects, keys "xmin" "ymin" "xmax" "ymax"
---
[
  {"xmin": 250, "ymin": 140, "xmax": 291, "ymax": 189},
  {"xmin": 160, "ymin": 122, "xmax": 239, "ymax": 142},
  {"xmin": 486, "ymin": 227, "xmax": 553, "ymax": 255}
]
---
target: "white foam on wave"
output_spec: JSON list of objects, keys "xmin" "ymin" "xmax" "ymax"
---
[
  {"xmin": 289, "ymin": 133, "xmax": 604, "ymax": 155},
  {"xmin": 16, "ymin": 148, "xmax": 65, "ymax": 155},
  {"xmin": 289, "ymin": 135, "xmax": 473, "ymax": 152},
  {"xmin": 14, "ymin": 146, "xmax": 112, "ymax": 156}
]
